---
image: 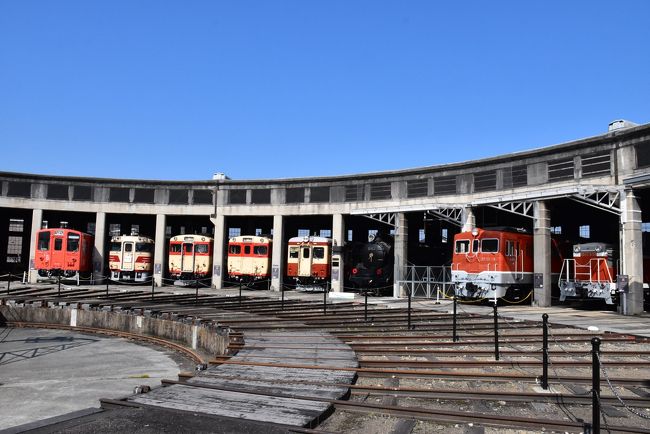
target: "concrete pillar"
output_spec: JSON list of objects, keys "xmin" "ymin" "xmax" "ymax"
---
[
  {"xmin": 393, "ymin": 213, "xmax": 408, "ymax": 298},
  {"xmin": 461, "ymin": 206, "xmax": 475, "ymax": 233},
  {"xmin": 270, "ymin": 215, "xmax": 284, "ymax": 292},
  {"xmin": 533, "ymin": 201, "xmax": 552, "ymax": 307},
  {"xmin": 620, "ymin": 190, "xmax": 644, "ymax": 315},
  {"xmin": 211, "ymin": 213, "xmax": 225, "ymax": 289},
  {"xmin": 92, "ymin": 212, "xmax": 106, "ymax": 282},
  {"xmin": 331, "ymin": 213, "xmax": 345, "ymax": 292},
  {"xmin": 153, "ymin": 214, "xmax": 166, "ymax": 287},
  {"xmin": 28, "ymin": 209, "xmax": 43, "ymax": 283}
]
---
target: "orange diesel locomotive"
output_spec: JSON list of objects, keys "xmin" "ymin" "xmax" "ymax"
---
[
  {"xmin": 109, "ymin": 234, "xmax": 154, "ymax": 282},
  {"xmin": 451, "ymin": 227, "xmax": 566, "ymax": 301},
  {"xmin": 169, "ymin": 235, "xmax": 214, "ymax": 281},
  {"xmin": 558, "ymin": 242, "xmax": 618, "ymax": 304},
  {"xmin": 287, "ymin": 236, "xmax": 332, "ymax": 289},
  {"xmin": 34, "ymin": 228, "xmax": 93, "ymax": 280},
  {"xmin": 227, "ymin": 235, "xmax": 272, "ymax": 282}
]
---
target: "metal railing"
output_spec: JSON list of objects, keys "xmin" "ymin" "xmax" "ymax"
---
[{"xmin": 401, "ymin": 265, "xmax": 455, "ymax": 299}]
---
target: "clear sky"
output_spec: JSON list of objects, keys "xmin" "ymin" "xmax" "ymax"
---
[{"xmin": 1, "ymin": 1, "xmax": 649, "ymax": 181}]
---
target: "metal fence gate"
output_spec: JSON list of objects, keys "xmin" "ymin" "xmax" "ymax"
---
[{"xmin": 399, "ymin": 265, "xmax": 455, "ymax": 299}]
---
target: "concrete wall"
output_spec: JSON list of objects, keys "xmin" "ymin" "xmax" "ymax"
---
[{"xmin": 0, "ymin": 303, "xmax": 229, "ymax": 357}]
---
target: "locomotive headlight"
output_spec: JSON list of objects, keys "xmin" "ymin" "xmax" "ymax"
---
[
  {"xmin": 595, "ymin": 245, "xmax": 602, "ymax": 253},
  {"xmin": 471, "ymin": 228, "xmax": 479, "ymax": 237},
  {"xmin": 573, "ymin": 246, "xmax": 580, "ymax": 253}
]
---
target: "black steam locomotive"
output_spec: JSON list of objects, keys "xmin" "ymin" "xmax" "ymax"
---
[{"xmin": 346, "ymin": 232, "xmax": 394, "ymax": 295}]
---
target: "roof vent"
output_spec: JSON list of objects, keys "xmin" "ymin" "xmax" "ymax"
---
[
  {"xmin": 608, "ymin": 119, "xmax": 638, "ymax": 131},
  {"xmin": 60, "ymin": 221, "xmax": 68, "ymax": 228},
  {"xmin": 212, "ymin": 172, "xmax": 229, "ymax": 180}
]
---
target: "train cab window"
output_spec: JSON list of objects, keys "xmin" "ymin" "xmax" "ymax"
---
[
  {"xmin": 302, "ymin": 247, "xmax": 310, "ymax": 259},
  {"xmin": 481, "ymin": 239, "xmax": 499, "ymax": 253},
  {"xmin": 184, "ymin": 244, "xmax": 193, "ymax": 253},
  {"xmin": 244, "ymin": 245, "xmax": 251, "ymax": 255},
  {"xmin": 313, "ymin": 247, "xmax": 325, "ymax": 259},
  {"xmin": 110, "ymin": 242, "xmax": 121, "ymax": 252},
  {"xmin": 136, "ymin": 243, "xmax": 152, "ymax": 252},
  {"xmin": 506, "ymin": 240, "xmax": 515, "ymax": 256},
  {"xmin": 38, "ymin": 232, "xmax": 50, "ymax": 251},
  {"xmin": 229, "ymin": 245, "xmax": 241, "ymax": 255},
  {"xmin": 54, "ymin": 238, "xmax": 63, "ymax": 251},
  {"xmin": 170, "ymin": 244, "xmax": 182, "ymax": 253},
  {"xmin": 195, "ymin": 244, "xmax": 209, "ymax": 254},
  {"xmin": 254, "ymin": 246, "xmax": 267, "ymax": 255},
  {"xmin": 455, "ymin": 240, "xmax": 470, "ymax": 254},
  {"xmin": 472, "ymin": 239, "xmax": 479, "ymax": 254},
  {"xmin": 289, "ymin": 247, "xmax": 299, "ymax": 258},
  {"xmin": 124, "ymin": 244, "xmax": 133, "ymax": 252},
  {"xmin": 67, "ymin": 234, "xmax": 80, "ymax": 252}
]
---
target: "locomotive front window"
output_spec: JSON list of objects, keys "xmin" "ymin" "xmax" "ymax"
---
[
  {"xmin": 254, "ymin": 246, "xmax": 268, "ymax": 255},
  {"xmin": 124, "ymin": 244, "xmax": 133, "ymax": 252},
  {"xmin": 54, "ymin": 238, "xmax": 63, "ymax": 251},
  {"xmin": 136, "ymin": 243, "xmax": 152, "ymax": 252},
  {"xmin": 244, "ymin": 245, "xmax": 251, "ymax": 255},
  {"xmin": 184, "ymin": 244, "xmax": 193, "ymax": 253},
  {"xmin": 302, "ymin": 247, "xmax": 310, "ymax": 258},
  {"xmin": 289, "ymin": 247, "xmax": 299, "ymax": 258},
  {"xmin": 67, "ymin": 234, "xmax": 80, "ymax": 252},
  {"xmin": 472, "ymin": 239, "xmax": 479, "ymax": 254},
  {"xmin": 481, "ymin": 239, "xmax": 499, "ymax": 253},
  {"xmin": 195, "ymin": 244, "xmax": 209, "ymax": 254},
  {"xmin": 313, "ymin": 247, "xmax": 325, "ymax": 259},
  {"xmin": 229, "ymin": 245, "xmax": 241, "ymax": 254},
  {"xmin": 170, "ymin": 244, "xmax": 182, "ymax": 253},
  {"xmin": 110, "ymin": 242, "xmax": 122, "ymax": 252},
  {"xmin": 455, "ymin": 240, "xmax": 469, "ymax": 254},
  {"xmin": 38, "ymin": 232, "xmax": 50, "ymax": 251}
]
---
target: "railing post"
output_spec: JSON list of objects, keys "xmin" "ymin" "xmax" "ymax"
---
[
  {"xmin": 106, "ymin": 276, "xmax": 110, "ymax": 296},
  {"xmin": 407, "ymin": 284, "xmax": 412, "ymax": 330},
  {"xmin": 542, "ymin": 313, "xmax": 549, "ymax": 390},
  {"xmin": 323, "ymin": 281, "xmax": 328, "ymax": 315},
  {"xmin": 6, "ymin": 272, "xmax": 11, "ymax": 294},
  {"xmin": 195, "ymin": 277, "xmax": 199, "ymax": 304},
  {"xmin": 151, "ymin": 276, "xmax": 155, "ymax": 301},
  {"xmin": 592, "ymin": 337, "xmax": 601, "ymax": 434},
  {"xmin": 364, "ymin": 290, "xmax": 368, "ymax": 322},
  {"xmin": 58, "ymin": 274, "xmax": 61, "ymax": 297},
  {"xmin": 281, "ymin": 284, "xmax": 285, "ymax": 310},
  {"xmin": 493, "ymin": 301, "xmax": 499, "ymax": 361},
  {"xmin": 453, "ymin": 293, "xmax": 458, "ymax": 342},
  {"xmin": 239, "ymin": 281, "xmax": 242, "ymax": 306}
]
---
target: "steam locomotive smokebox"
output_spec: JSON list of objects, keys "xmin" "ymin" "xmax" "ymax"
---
[
  {"xmin": 534, "ymin": 273, "xmax": 543, "ymax": 288},
  {"xmin": 617, "ymin": 274, "xmax": 629, "ymax": 293}
]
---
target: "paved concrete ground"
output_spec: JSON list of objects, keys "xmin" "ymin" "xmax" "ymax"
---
[{"xmin": 0, "ymin": 327, "xmax": 181, "ymax": 431}]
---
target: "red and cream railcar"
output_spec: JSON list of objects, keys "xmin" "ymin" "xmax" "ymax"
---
[
  {"xmin": 287, "ymin": 236, "xmax": 332, "ymax": 289},
  {"xmin": 169, "ymin": 235, "xmax": 213, "ymax": 281},
  {"xmin": 34, "ymin": 228, "xmax": 93, "ymax": 280},
  {"xmin": 109, "ymin": 234, "xmax": 154, "ymax": 282},
  {"xmin": 227, "ymin": 236, "xmax": 272, "ymax": 281},
  {"xmin": 451, "ymin": 227, "xmax": 566, "ymax": 301},
  {"xmin": 559, "ymin": 242, "xmax": 618, "ymax": 304}
]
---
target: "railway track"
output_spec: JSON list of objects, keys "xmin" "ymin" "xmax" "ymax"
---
[{"xmin": 4, "ymin": 285, "xmax": 650, "ymax": 432}]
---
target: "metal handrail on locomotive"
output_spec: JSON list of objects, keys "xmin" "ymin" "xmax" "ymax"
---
[
  {"xmin": 558, "ymin": 242, "xmax": 618, "ymax": 304},
  {"xmin": 35, "ymin": 228, "xmax": 94, "ymax": 281},
  {"xmin": 227, "ymin": 235, "xmax": 272, "ymax": 282},
  {"xmin": 287, "ymin": 236, "xmax": 332, "ymax": 291},
  {"xmin": 169, "ymin": 235, "xmax": 214, "ymax": 283},
  {"xmin": 109, "ymin": 234, "xmax": 154, "ymax": 282},
  {"xmin": 451, "ymin": 227, "xmax": 566, "ymax": 301}
]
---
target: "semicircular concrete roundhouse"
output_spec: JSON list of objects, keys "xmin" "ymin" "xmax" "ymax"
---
[{"xmin": 2, "ymin": 120, "xmax": 650, "ymax": 314}]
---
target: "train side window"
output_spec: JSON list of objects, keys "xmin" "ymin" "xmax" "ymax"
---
[
  {"xmin": 170, "ymin": 244, "xmax": 182, "ymax": 253},
  {"xmin": 302, "ymin": 247, "xmax": 310, "ymax": 259},
  {"xmin": 481, "ymin": 239, "xmax": 499, "ymax": 253},
  {"xmin": 195, "ymin": 244, "xmax": 208, "ymax": 254},
  {"xmin": 289, "ymin": 247, "xmax": 299, "ymax": 258},
  {"xmin": 472, "ymin": 239, "xmax": 479, "ymax": 254},
  {"xmin": 229, "ymin": 245, "xmax": 241, "ymax": 255},
  {"xmin": 244, "ymin": 245, "xmax": 251, "ymax": 255},
  {"xmin": 67, "ymin": 234, "xmax": 80, "ymax": 252},
  {"xmin": 184, "ymin": 244, "xmax": 193, "ymax": 253},
  {"xmin": 110, "ymin": 242, "xmax": 121, "ymax": 252},
  {"xmin": 38, "ymin": 232, "xmax": 50, "ymax": 251},
  {"xmin": 54, "ymin": 238, "xmax": 63, "ymax": 251},
  {"xmin": 313, "ymin": 247, "xmax": 325, "ymax": 259},
  {"xmin": 506, "ymin": 240, "xmax": 515, "ymax": 256},
  {"xmin": 455, "ymin": 240, "xmax": 469, "ymax": 254},
  {"xmin": 124, "ymin": 244, "xmax": 133, "ymax": 252},
  {"xmin": 254, "ymin": 245, "xmax": 267, "ymax": 255}
]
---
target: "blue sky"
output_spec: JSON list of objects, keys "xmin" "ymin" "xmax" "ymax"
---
[{"xmin": 1, "ymin": 1, "xmax": 649, "ymax": 181}]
